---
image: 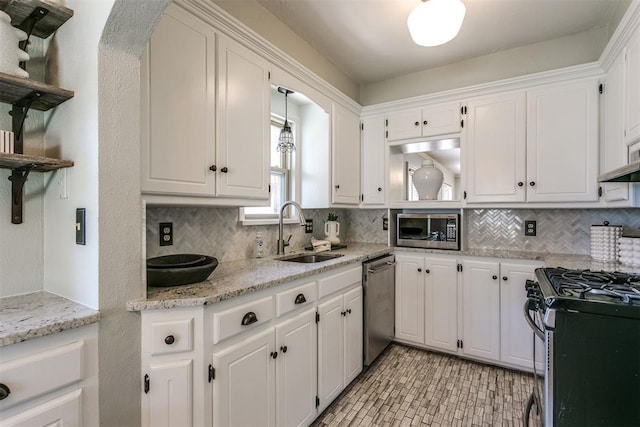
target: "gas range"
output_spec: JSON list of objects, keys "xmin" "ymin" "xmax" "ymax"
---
[
  {"xmin": 527, "ymin": 267, "xmax": 640, "ymax": 319},
  {"xmin": 524, "ymin": 267, "xmax": 640, "ymax": 426}
]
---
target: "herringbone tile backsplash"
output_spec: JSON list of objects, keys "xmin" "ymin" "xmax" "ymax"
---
[
  {"xmin": 146, "ymin": 207, "xmax": 388, "ymax": 262},
  {"xmin": 147, "ymin": 206, "xmax": 639, "ymax": 261},
  {"xmin": 465, "ymin": 208, "xmax": 640, "ymax": 255}
]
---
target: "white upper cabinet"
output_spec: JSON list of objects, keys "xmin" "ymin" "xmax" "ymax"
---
[
  {"xmin": 141, "ymin": 5, "xmax": 270, "ymax": 203},
  {"xmin": 141, "ymin": 4, "xmax": 216, "ymax": 196},
  {"xmin": 332, "ymin": 103, "xmax": 361, "ymax": 205},
  {"xmin": 464, "ymin": 91, "xmax": 527, "ymax": 203},
  {"xmin": 526, "ymin": 79, "xmax": 599, "ymax": 202},
  {"xmin": 361, "ymin": 116, "xmax": 386, "ymax": 205},
  {"xmin": 386, "ymin": 102, "xmax": 461, "ymax": 142},
  {"xmin": 626, "ymin": 26, "xmax": 640, "ymax": 144},
  {"xmin": 216, "ymin": 34, "xmax": 271, "ymax": 199},
  {"xmin": 601, "ymin": 53, "xmax": 630, "ymax": 202}
]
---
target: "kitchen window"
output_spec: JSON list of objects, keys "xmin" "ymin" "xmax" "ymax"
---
[{"xmin": 240, "ymin": 117, "xmax": 296, "ymax": 224}]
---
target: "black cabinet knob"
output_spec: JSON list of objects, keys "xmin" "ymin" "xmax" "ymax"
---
[
  {"xmin": 270, "ymin": 351, "xmax": 278, "ymax": 359},
  {"xmin": 164, "ymin": 335, "xmax": 175, "ymax": 345},
  {"xmin": 335, "ymin": 184, "xmax": 340, "ymax": 189},
  {"xmin": 221, "ymin": 167, "xmax": 229, "ymax": 173},
  {"xmin": 517, "ymin": 182, "xmax": 524, "ymax": 187},
  {"xmin": 492, "ymin": 275, "xmax": 498, "ymax": 280},
  {"xmin": 425, "ymin": 269, "xmax": 430, "ymax": 274},
  {"xmin": 423, "ymin": 120, "xmax": 428, "ymax": 125},
  {"xmin": 0, "ymin": 383, "xmax": 10, "ymax": 401},
  {"xmin": 418, "ymin": 268, "xmax": 422, "ymax": 272},
  {"xmin": 209, "ymin": 165, "xmax": 217, "ymax": 172},
  {"xmin": 414, "ymin": 121, "xmax": 420, "ymax": 126},
  {"xmin": 503, "ymin": 276, "xmax": 508, "ymax": 281},
  {"xmin": 280, "ymin": 345, "xmax": 288, "ymax": 353},
  {"xmin": 347, "ymin": 308, "xmax": 352, "ymax": 314},
  {"xmin": 377, "ymin": 187, "xmax": 382, "ymax": 192},
  {"xmin": 341, "ymin": 311, "xmax": 346, "ymax": 316},
  {"xmin": 529, "ymin": 181, "xmax": 536, "ymax": 187}
]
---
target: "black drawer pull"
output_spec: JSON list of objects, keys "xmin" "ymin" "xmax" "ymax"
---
[
  {"xmin": 164, "ymin": 335, "xmax": 175, "ymax": 345},
  {"xmin": 294, "ymin": 293, "xmax": 307, "ymax": 304},
  {"xmin": 241, "ymin": 311, "xmax": 258, "ymax": 326},
  {"xmin": 0, "ymin": 383, "xmax": 10, "ymax": 401}
]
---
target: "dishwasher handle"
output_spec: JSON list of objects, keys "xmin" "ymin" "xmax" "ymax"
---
[{"xmin": 367, "ymin": 261, "xmax": 396, "ymax": 275}]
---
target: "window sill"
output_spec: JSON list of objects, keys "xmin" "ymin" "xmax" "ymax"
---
[{"xmin": 240, "ymin": 217, "xmax": 299, "ymax": 226}]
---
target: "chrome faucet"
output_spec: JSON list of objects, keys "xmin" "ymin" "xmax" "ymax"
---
[{"xmin": 277, "ymin": 201, "xmax": 307, "ymax": 255}]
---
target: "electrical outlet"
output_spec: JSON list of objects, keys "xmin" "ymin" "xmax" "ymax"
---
[
  {"xmin": 305, "ymin": 219, "xmax": 313, "ymax": 233},
  {"xmin": 525, "ymin": 220, "xmax": 537, "ymax": 236},
  {"xmin": 159, "ymin": 222, "xmax": 173, "ymax": 246},
  {"xmin": 76, "ymin": 208, "xmax": 86, "ymax": 245},
  {"xmin": 382, "ymin": 217, "xmax": 388, "ymax": 231}
]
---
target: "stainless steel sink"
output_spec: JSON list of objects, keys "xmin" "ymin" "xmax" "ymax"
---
[{"xmin": 279, "ymin": 253, "xmax": 344, "ymax": 263}]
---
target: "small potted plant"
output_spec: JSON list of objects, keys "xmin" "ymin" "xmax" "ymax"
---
[{"xmin": 325, "ymin": 212, "xmax": 340, "ymax": 244}]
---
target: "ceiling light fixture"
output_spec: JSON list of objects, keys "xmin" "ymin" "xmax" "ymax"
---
[
  {"xmin": 277, "ymin": 87, "xmax": 295, "ymax": 153},
  {"xmin": 407, "ymin": 0, "xmax": 466, "ymax": 47}
]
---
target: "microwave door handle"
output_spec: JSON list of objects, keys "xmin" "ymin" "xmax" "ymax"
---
[{"xmin": 523, "ymin": 300, "xmax": 545, "ymax": 340}]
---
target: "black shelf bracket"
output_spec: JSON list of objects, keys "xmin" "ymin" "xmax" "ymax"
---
[
  {"xmin": 18, "ymin": 7, "xmax": 49, "ymax": 67},
  {"xmin": 9, "ymin": 91, "xmax": 42, "ymax": 155},
  {"xmin": 8, "ymin": 166, "xmax": 35, "ymax": 224}
]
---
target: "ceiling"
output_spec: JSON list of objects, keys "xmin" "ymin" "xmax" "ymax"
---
[{"xmin": 257, "ymin": 0, "xmax": 630, "ymax": 84}]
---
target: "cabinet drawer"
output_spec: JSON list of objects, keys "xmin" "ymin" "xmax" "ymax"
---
[
  {"xmin": 0, "ymin": 341, "xmax": 83, "ymax": 409},
  {"xmin": 275, "ymin": 281, "xmax": 317, "ymax": 317},
  {"xmin": 213, "ymin": 296, "xmax": 273, "ymax": 344},
  {"xmin": 150, "ymin": 318, "xmax": 194, "ymax": 355},
  {"xmin": 318, "ymin": 266, "xmax": 362, "ymax": 299},
  {"xmin": 0, "ymin": 389, "xmax": 82, "ymax": 427}
]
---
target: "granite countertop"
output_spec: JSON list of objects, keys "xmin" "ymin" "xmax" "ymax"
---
[
  {"xmin": 0, "ymin": 291, "xmax": 100, "ymax": 347},
  {"xmin": 127, "ymin": 243, "xmax": 392, "ymax": 311},
  {"xmin": 128, "ymin": 243, "xmax": 640, "ymax": 312}
]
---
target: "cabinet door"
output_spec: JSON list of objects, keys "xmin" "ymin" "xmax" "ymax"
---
[
  {"xmin": 394, "ymin": 254, "xmax": 425, "ymax": 344},
  {"xmin": 141, "ymin": 4, "xmax": 216, "ymax": 196},
  {"xmin": 601, "ymin": 54, "xmax": 629, "ymax": 202},
  {"xmin": 386, "ymin": 108, "xmax": 422, "ymax": 141},
  {"xmin": 421, "ymin": 102, "xmax": 461, "ymax": 137},
  {"xmin": 332, "ymin": 103, "xmax": 361, "ymax": 205},
  {"xmin": 461, "ymin": 259, "xmax": 500, "ymax": 361},
  {"xmin": 626, "ymin": 27, "xmax": 640, "ymax": 144},
  {"xmin": 216, "ymin": 34, "xmax": 271, "ymax": 199},
  {"xmin": 275, "ymin": 309, "xmax": 317, "ymax": 427},
  {"xmin": 464, "ymin": 91, "xmax": 527, "ymax": 203},
  {"xmin": 343, "ymin": 287, "xmax": 363, "ymax": 385},
  {"xmin": 361, "ymin": 116, "xmax": 386, "ymax": 205},
  {"xmin": 212, "ymin": 328, "xmax": 275, "ymax": 427},
  {"xmin": 0, "ymin": 389, "xmax": 82, "ymax": 427},
  {"xmin": 500, "ymin": 262, "xmax": 544, "ymax": 371},
  {"xmin": 423, "ymin": 256, "xmax": 458, "ymax": 353},
  {"xmin": 145, "ymin": 359, "xmax": 193, "ymax": 427},
  {"xmin": 526, "ymin": 79, "xmax": 599, "ymax": 202},
  {"xmin": 317, "ymin": 294, "xmax": 344, "ymax": 412}
]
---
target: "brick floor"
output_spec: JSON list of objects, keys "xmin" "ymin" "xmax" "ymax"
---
[{"xmin": 312, "ymin": 344, "xmax": 542, "ymax": 427}]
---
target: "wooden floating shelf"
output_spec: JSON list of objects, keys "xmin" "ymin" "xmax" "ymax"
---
[
  {"xmin": 0, "ymin": 0, "xmax": 73, "ymax": 38},
  {"xmin": 0, "ymin": 152, "xmax": 73, "ymax": 172},
  {"xmin": 0, "ymin": 71, "xmax": 74, "ymax": 110}
]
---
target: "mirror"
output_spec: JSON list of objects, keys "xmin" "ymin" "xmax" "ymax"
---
[{"xmin": 389, "ymin": 137, "xmax": 461, "ymax": 202}]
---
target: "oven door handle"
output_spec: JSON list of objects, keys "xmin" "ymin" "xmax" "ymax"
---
[{"xmin": 523, "ymin": 300, "xmax": 545, "ymax": 341}]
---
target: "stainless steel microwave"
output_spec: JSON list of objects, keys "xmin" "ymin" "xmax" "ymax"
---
[{"xmin": 396, "ymin": 213, "xmax": 460, "ymax": 250}]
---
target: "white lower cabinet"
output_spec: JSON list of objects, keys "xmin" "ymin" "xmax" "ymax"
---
[
  {"xmin": 317, "ymin": 286, "xmax": 362, "ymax": 413},
  {"xmin": 0, "ymin": 325, "xmax": 99, "ymax": 427},
  {"xmin": 140, "ymin": 263, "xmax": 365, "ymax": 427},
  {"xmin": 394, "ymin": 252, "xmax": 545, "ymax": 372}
]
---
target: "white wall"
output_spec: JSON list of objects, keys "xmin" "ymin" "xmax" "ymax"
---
[
  {"xmin": 43, "ymin": 0, "xmax": 114, "ymax": 310},
  {"xmin": 360, "ymin": 28, "xmax": 609, "ymax": 105}
]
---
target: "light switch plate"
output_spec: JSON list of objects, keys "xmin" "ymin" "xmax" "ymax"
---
[{"xmin": 76, "ymin": 208, "xmax": 86, "ymax": 245}]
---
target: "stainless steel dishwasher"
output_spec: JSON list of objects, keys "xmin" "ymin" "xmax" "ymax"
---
[{"xmin": 363, "ymin": 253, "xmax": 396, "ymax": 366}]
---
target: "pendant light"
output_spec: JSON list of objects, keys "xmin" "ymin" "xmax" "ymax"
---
[
  {"xmin": 277, "ymin": 87, "xmax": 295, "ymax": 153},
  {"xmin": 407, "ymin": 0, "xmax": 466, "ymax": 47}
]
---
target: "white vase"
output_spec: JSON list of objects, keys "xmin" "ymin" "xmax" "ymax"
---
[
  {"xmin": 0, "ymin": 11, "xmax": 29, "ymax": 78},
  {"xmin": 412, "ymin": 159, "xmax": 443, "ymax": 200},
  {"xmin": 324, "ymin": 221, "xmax": 341, "ymax": 244}
]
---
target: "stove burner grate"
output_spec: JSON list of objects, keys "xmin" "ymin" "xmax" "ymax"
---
[{"xmin": 543, "ymin": 267, "xmax": 640, "ymax": 304}]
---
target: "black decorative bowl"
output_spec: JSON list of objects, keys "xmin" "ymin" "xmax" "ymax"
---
[{"xmin": 146, "ymin": 254, "xmax": 218, "ymax": 287}]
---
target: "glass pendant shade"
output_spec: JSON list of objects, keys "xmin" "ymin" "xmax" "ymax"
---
[
  {"xmin": 407, "ymin": 0, "xmax": 466, "ymax": 47},
  {"xmin": 277, "ymin": 87, "xmax": 295, "ymax": 153}
]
